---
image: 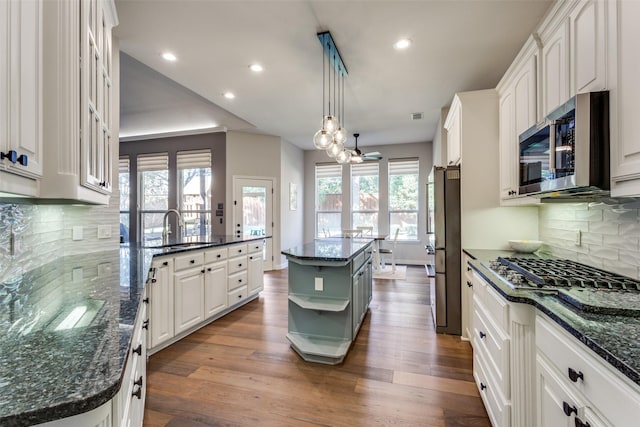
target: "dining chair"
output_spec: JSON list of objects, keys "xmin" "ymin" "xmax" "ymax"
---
[
  {"xmin": 379, "ymin": 228, "xmax": 399, "ymax": 272},
  {"xmin": 356, "ymin": 226, "xmax": 373, "ymax": 236},
  {"xmin": 342, "ymin": 229, "xmax": 363, "ymax": 238}
]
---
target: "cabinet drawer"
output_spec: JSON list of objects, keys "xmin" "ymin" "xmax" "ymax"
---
[
  {"xmin": 228, "ymin": 244, "xmax": 248, "ymax": 257},
  {"xmin": 228, "ymin": 271, "xmax": 248, "ymax": 291},
  {"xmin": 248, "ymin": 241, "xmax": 263, "ymax": 253},
  {"xmin": 473, "ymin": 299, "xmax": 511, "ymax": 397},
  {"xmin": 536, "ymin": 314, "xmax": 640, "ymax": 427},
  {"xmin": 205, "ymin": 247, "xmax": 227, "ymax": 263},
  {"xmin": 174, "ymin": 251, "xmax": 204, "ymax": 272},
  {"xmin": 352, "ymin": 251, "xmax": 365, "ymax": 273},
  {"xmin": 484, "ymin": 281, "xmax": 509, "ymax": 333},
  {"xmin": 228, "ymin": 285, "xmax": 248, "ymax": 305},
  {"xmin": 228, "ymin": 255, "xmax": 248, "ymax": 274},
  {"xmin": 474, "ymin": 351, "xmax": 511, "ymax": 427}
]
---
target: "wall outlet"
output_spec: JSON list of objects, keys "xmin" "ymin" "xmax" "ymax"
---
[
  {"xmin": 575, "ymin": 230, "xmax": 582, "ymax": 246},
  {"xmin": 315, "ymin": 277, "xmax": 323, "ymax": 291},
  {"xmin": 72, "ymin": 267, "xmax": 83, "ymax": 282},
  {"xmin": 72, "ymin": 226, "xmax": 83, "ymax": 241},
  {"xmin": 97, "ymin": 225, "xmax": 111, "ymax": 239}
]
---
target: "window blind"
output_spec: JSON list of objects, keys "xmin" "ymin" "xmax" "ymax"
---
[
  {"xmin": 118, "ymin": 156, "xmax": 130, "ymax": 174},
  {"xmin": 177, "ymin": 149, "xmax": 211, "ymax": 169},
  {"xmin": 351, "ymin": 162, "xmax": 379, "ymax": 177},
  {"xmin": 388, "ymin": 158, "xmax": 419, "ymax": 175},
  {"xmin": 137, "ymin": 153, "xmax": 168, "ymax": 172},
  {"xmin": 316, "ymin": 163, "xmax": 342, "ymax": 178}
]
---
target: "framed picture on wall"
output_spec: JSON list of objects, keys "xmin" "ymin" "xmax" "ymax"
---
[{"xmin": 289, "ymin": 183, "xmax": 297, "ymax": 211}]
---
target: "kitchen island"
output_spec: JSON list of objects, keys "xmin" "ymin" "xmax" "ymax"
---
[
  {"xmin": 0, "ymin": 235, "xmax": 267, "ymax": 426},
  {"xmin": 282, "ymin": 238, "xmax": 373, "ymax": 365}
]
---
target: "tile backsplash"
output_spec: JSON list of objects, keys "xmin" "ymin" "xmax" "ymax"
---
[
  {"xmin": 0, "ymin": 198, "xmax": 119, "ymax": 284},
  {"xmin": 539, "ymin": 201, "xmax": 640, "ymax": 279}
]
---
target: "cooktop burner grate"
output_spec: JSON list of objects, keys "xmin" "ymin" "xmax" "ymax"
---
[{"xmin": 496, "ymin": 257, "xmax": 640, "ymax": 290}]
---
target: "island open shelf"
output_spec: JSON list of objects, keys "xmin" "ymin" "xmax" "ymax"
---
[{"xmin": 281, "ymin": 238, "xmax": 373, "ymax": 365}]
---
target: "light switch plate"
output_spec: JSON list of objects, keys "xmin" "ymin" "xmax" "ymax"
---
[
  {"xmin": 97, "ymin": 225, "xmax": 111, "ymax": 239},
  {"xmin": 72, "ymin": 226, "xmax": 83, "ymax": 241},
  {"xmin": 315, "ymin": 277, "xmax": 323, "ymax": 291}
]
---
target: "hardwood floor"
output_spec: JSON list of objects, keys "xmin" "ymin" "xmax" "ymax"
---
[{"xmin": 143, "ymin": 266, "xmax": 490, "ymax": 426}]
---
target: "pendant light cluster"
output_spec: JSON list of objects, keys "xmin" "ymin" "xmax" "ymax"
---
[{"xmin": 313, "ymin": 31, "xmax": 352, "ymax": 164}]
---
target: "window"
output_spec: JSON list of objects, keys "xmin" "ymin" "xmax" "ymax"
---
[
  {"xmin": 316, "ymin": 164, "xmax": 342, "ymax": 237},
  {"xmin": 119, "ymin": 157, "xmax": 130, "ymax": 242},
  {"xmin": 177, "ymin": 150, "xmax": 212, "ymax": 238},
  {"xmin": 138, "ymin": 153, "xmax": 169, "ymax": 245},
  {"xmin": 388, "ymin": 158, "xmax": 419, "ymax": 240},
  {"xmin": 351, "ymin": 163, "xmax": 379, "ymax": 233}
]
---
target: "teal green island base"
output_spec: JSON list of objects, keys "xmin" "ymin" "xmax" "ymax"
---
[{"xmin": 281, "ymin": 238, "xmax": 373, "ymax": 364}]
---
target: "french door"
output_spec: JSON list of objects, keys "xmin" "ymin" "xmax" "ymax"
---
[{"xmin": 233, "ymin": 177, "xmax": 274, "ymax": 271}]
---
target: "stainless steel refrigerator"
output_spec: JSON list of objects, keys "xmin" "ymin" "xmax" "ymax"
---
[{"xmin": 427, "ymin": 166, "xmax": 461, "ymax": 335}]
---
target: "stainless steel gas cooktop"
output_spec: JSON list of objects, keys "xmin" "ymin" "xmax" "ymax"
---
[{"xmin": 483, "ymin": 257, "xmax": 640, "ymax": 316}]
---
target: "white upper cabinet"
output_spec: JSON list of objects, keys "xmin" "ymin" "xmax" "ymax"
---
[
  {"xmin": 541, "ymin": 19, "xmax": 570, "ymax": 116},
  {"xmin": 40, "ymin": 0, "xmax": 117, "ymax": 204},
  {"xmin": 444, "ymin": 95, "xmax": 462, "ymax": 166},
  {"xmin": 569, "ymin": 0, "xmax": 607, "ymax": 95},
  {"xmin": 497, "ymin": 36, "xmax": 539, "ymax": 202},
  {"xmin": 609, "ymin": 0, "xmax": 640, "ymax": 196},
  {"xmin": 0, "ymin": 0, "xmax": 43, "ymax": 197}
]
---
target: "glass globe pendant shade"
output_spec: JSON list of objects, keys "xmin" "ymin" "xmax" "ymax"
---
[
  {"xmin": 322, "ymin": 115, "xmax": 339, "ymax": 135},
  {"xmin": 326, "ymin": 140, "xmax": 344, "ymax": 158},
  {"xmin": 333, "ymin": 127, "xmax": 347, "ymax": 145},
  {"xmin": 336, "ymin": 149, "xmax": 352, "ymax": 164},
  {"xmin": 313, "ymin": 129, "xmax": 333, "ymax": 150}
]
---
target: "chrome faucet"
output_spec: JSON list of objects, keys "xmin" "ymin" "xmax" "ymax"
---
[{"xmin": 162, "ymin": 209, "xmax": 184, "ymax": 245}]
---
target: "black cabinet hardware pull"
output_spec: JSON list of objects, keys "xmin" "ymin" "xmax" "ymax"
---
[
  {"xmin": 563, "ymin": 401, "xmax": 577, "ymax": 417},
  {"xmin": 208, "ymin": 268, "xmax": 212, "ymax": 271},
  {"xmin": 238, "ymin": 294, "xmax": 242, "ymax": 298},
  {"xmin": 467, "ymin": 281, "xmax": 473, "ymax": 287},
  {"xmin": 217, "ymin": 254, "xmax": 221, "ymax": 258},
  {"xmin": 201, "ymin": 269, "xmax": 205, "ymax": 273},
  {"xmin": 132, "ymin": 344, "xmax": 142, "ymax": 356},
  {"xmin": 134, "ymin": 376, "xmax": 143, "ymax": 386},
  {"xmin": 568, "ymin": 367, "xmax": 584, "ymax": 382},
  {"xmin": 190, "ymin": 260, "xmax": 195, "ymax": 264},
  {"xmin": 163, "ymin": 261, "xmax": 168, "ymax": 266},
  {"xmin": 142, "ymin": 297, "xmax": 149, "ymax": 304},
  {"xmin": 575, "ymin": 418, "xmax": 591, "ymax": 427},
  {"xmin": 467, "ymin": 266, "xmax": 472, "ymax": 272},
  {"xmin": 238, "ymin": 249, "xmax": 242, "ymax": 253},
  {"xmin": 132, "ymin": 387, "xmax": 142, "ymax": 399},
  {"xmin": 480, "ymin": 382, "xmax": 486, "ymax": 390},
  {"xmin": 0, "ymin": 150, "xmax": 17, "ymax": 163},
  {"xmin": 238, "ymin": 279, "xmax": 243, "ymax": 283},
  {"xmin": 17, "ymin": 154, "xmax": 28, "ymax": 166},
  {"xmin": 479, "ymin": 331, "xmax": 486, "ymax": 339},
  {"xmin": 142, "ymin": 320, "xmax": 149, "ymax": 330}
]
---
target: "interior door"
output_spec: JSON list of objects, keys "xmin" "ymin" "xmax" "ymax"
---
[{"xmin": 233, "ymin": 178, "xmax": 274, "ymax": 271}]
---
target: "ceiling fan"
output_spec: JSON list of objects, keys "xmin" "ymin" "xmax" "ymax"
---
[{"xmin": 350, "ymin": 133, "xmax": 382, "ymax": 163}]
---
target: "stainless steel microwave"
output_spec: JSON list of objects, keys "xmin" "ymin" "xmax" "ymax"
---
[{"xmin": 518, "ymin": 91, "xmax": 610, "ymax": 198}]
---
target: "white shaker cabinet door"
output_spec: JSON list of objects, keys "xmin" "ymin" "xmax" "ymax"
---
[{"xmin": 569, "ymin": 0, "xmax": 607, "ymax": 95}]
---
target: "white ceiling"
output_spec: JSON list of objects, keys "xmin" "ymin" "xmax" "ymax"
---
[{"xmin": 115, "ymin": 0, "xmax": 553, "ymax": 150}]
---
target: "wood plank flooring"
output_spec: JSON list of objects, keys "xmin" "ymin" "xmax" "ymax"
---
[{"xmin": 143, "ymin": 266, "xmax": 490, "ymax": 426}]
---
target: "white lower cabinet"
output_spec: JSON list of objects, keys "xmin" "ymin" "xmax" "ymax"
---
[
  {"xmin": 174, "ymin": 266, "xmax": 206, "ymax": 335},
  {"xmin": 461, "ymin": 253, "xmax": 475, "ymax": 342},
  {"xmin": 536, "ymin": 314, "xmax": 640, "ymax": 427},
  {"xmin": 472, "ymin": 271, "xmax": 536, "ymax": 427},
  {"xmin": 148, "ymin": 258, "xmax": 174, "ymax": 349},
  {"xmin": 148, "ymin": 242, "xmax": 262, "ymax": 354},
  {"xmin": 204, "ymin": 260, "xmax": 228, "ymax": 317}
]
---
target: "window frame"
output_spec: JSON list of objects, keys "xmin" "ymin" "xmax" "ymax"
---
[
  {"xmin": 350, "ymin": 162, "xmax": 379, "ymax": 233},
  {"xmin": 315, "ymin": 163, "xmax": 343, "ymax": 238},
  {"xmin": 388, "ymin": 158, "xmax": 420, "ymax": 241}
]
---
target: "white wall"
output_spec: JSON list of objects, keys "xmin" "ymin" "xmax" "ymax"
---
[
  {"xmin": 225, "ymin": 131, "xmax": 283, "ymax": 268},
  {"xmin": 279, "ymin": 141, "xmax": 304, "ymax": 268},
  {"xmin": 304, "ymin": 142, "xmax": 432, "ymax": 265}
]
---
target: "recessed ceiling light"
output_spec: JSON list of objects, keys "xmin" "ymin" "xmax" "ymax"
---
[
  {"xmin": 393, "ymin": 38, "xmax": 412, "ymax": 50},
  {"xmin": 161, "ymin": 52, "xmax": 177, "ymax": 61},
  {"xmin": 249, "ymin": 64, "xmax": 264, "ymax": 72},
  {"xmin": 223, "ymin": 92, "xmax": 235, "ymax": 99}
]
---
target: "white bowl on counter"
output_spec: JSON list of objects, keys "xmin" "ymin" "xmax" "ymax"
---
[{"xmin": 508, "ymin": 240, "xmax": 543, "ymax": 253}]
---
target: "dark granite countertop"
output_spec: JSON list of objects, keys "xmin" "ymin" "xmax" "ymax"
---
[
  {"xmin": 464, "ymin": 248, "xmax": 640, "ymax": 388},
  {"xmin": 281, "ymin": 237, "xmax": 372, "ymax": 263},
  {"xmin": 0, "ymin": 235, "xmax": 269, "ymax": 426}
]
